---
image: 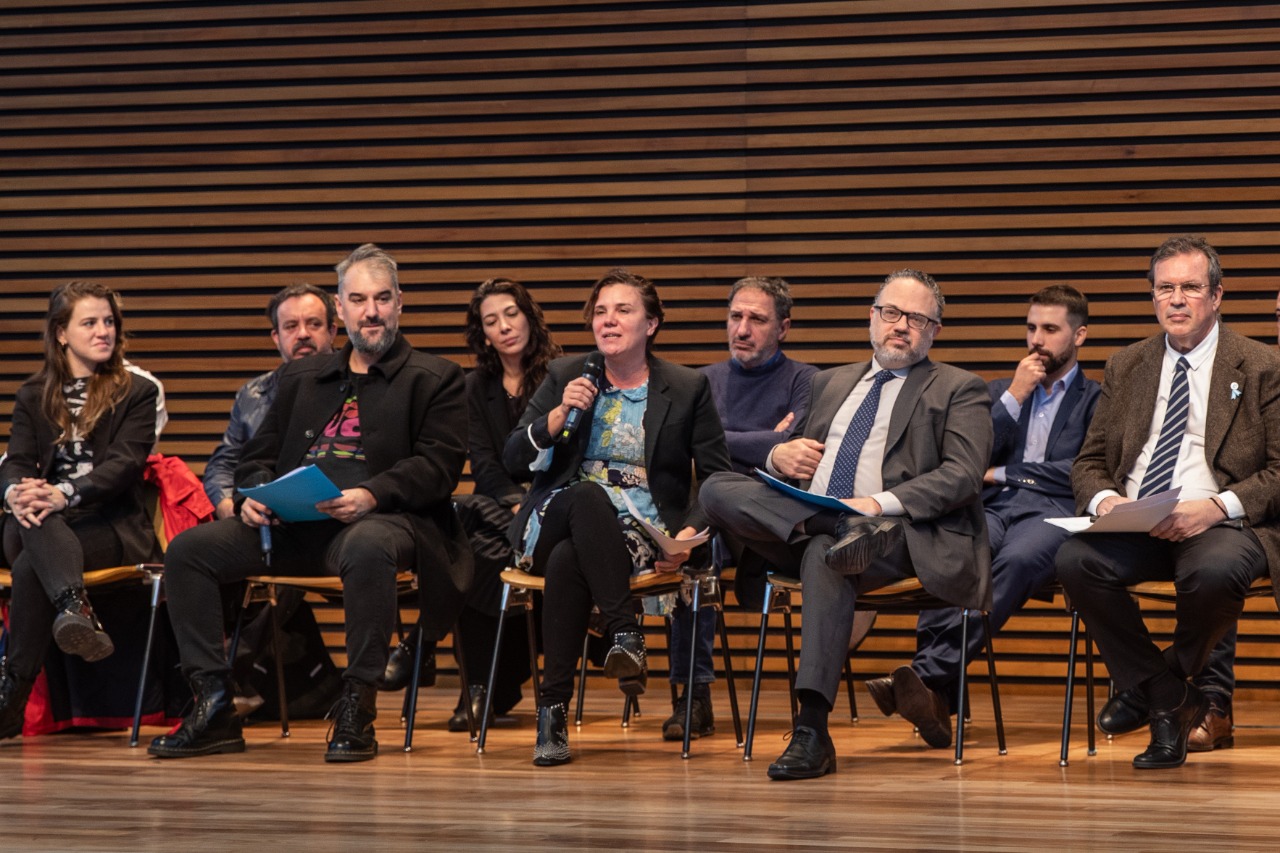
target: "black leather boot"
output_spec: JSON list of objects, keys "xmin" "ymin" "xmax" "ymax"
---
[
  {"xmin": 325, "ymin": 680, "xmax": 378, "ymax": 763},
  {"xmin": 51, "ymin": 586, "xmax": 114, "ymax": 663},
  {"xmin": 532, "ymin": 702, "xmax": 570, "ymax": 766},
  {"xmin": 448, "ymin": 683, "xmax": 491, "ymax": 733},
  {"xmin": 602, "ymin": 630, "xmax": 648, "ymax": 696},
  {"xmin": 379, "ymin": 633, "xmax": 437, "ymax": 692},
  {"xmin": 0, "ymin": 662, "xmax": 34, "ymax": 741},
  {"xmin": 148, "ymin": 672, "xmax": 245, "ymax": 758}
]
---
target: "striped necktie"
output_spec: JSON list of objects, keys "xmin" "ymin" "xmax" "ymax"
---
[
  {"xmin": 1137, "ymin": 357, "xmax": 1190, "ymax": 498},
  {"xmin": 826, "ymin": 369, "xmax": 895, "ymax": 498}
]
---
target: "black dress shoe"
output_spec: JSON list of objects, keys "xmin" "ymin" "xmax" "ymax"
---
[
  {"xmin": 865, "ymin": 674, "xmax": 896, "ymax": 717},
  {"xmin": 51, "ymin": 586, "xmax": 114, "ymax": 663},
  {"xmin": 603, "ymin": 630, "xmax": 648, "ymax": 697},
  {"xmin": 825, "ymin": 517, "xmax": 904, "ymax": 575},
  {"xmin": 891, "ymin": 665, "xmax": 951, "ymax": 749},
  {"xmin": 767, "ymin": 725, "xmax": 837, "ymax": 780},
  {"xmin": 533, "ymin": 703, "xmax": 571, "ymax": 766},
  {"xmin": 1133, "ymin": 684, "xmax": 1209, "ymax": 770},
  {"xmin": 1097, "ymin": 687, "xmax": 1149, "ymax": 736},
  {"xmin": 662, "ymin": 693, "xmax": 714, "ymax": 741},
  {"xmin": 325, "ymin": 680, "xmax": 378, "ymax": 763},
  {"xmin": 379, "ymin": 640, "xmax": 437, "ymax": 692},
  {"xmin": 447, "ymin": 684, "xmax": 492, "ymax": 733},
  {"xmin": 0, "ymin": 664, "xmax": 33, "ymax": 741},
  {"xmin": 149, "ymin": 673, "xmax": 246, "ymax": 758}
]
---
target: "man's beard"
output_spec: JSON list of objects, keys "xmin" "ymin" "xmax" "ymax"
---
[
  {"xmin": 351, "ymin": 322, "xmax": 396, "ymax": 357},
  {"xmin": 1032, "ymin": 347, "xmax": 1070, "ymax": 377},
  {"xmin": 871, "ymin": 330, "xmax": 928, "ymax": 369}
]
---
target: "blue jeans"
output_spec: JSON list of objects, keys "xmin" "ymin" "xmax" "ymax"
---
[{"xmin": 667, "ymin": 600, "xmax": 716, "ymax": 686}]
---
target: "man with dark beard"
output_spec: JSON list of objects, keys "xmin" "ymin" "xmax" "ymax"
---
[
  {"xmin": 699, "ymin": 269, "xmax": 992, "ymax": 780},
  {"xmin": 863, "ymin": 285, "xmax": 1099, "ymax": 747},
  {"xmin": 150, "ymin": 244, "xmax": 471, "ymax": 764}
]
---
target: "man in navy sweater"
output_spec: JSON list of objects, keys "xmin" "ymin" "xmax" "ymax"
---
[{"xmin": 663, "ymin": 276, "xmax": 817, "ymax": 742}]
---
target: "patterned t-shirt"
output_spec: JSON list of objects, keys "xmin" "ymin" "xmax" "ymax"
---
[{"xmin": 306, "ymin": 375, "xmax": 370, "ymax": 491}]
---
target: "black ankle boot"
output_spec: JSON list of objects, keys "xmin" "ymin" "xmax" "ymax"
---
[
  {"xmin": 448, "ymin": 684, "xmax": 491, "ymax": 733},
  {"xmin": 148, "ymin": 672, "xmax": 245, "ymax": 758},
  {"xmin": 51, "ymin": 586, "xmax": 114, "ymax": 663},
  {"xmin": 379, "ymin": 634, "xmax": 437, "ymax": 692},
  {"xmin": 603, "ymin": 630, "xmax": 648, "ymax": 696},
  {"xmin": 0, "ymin": 661, "xmax": 34, "ymax": 741},
  {"xmin": 533, "ymin": 702, "xmax": 570, "ymax": 766},
  {"xmin": 325, "ymin": 680, "xmax": 378, "ymax": 763}
]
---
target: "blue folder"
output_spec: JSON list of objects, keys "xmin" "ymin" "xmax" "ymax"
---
[{"xmin": 239, "ymin": 465, "xmax": 343, "ymax": 522}]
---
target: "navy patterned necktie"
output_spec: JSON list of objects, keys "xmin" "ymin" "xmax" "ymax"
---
[
  {"xmin": 1137, "ymin": 356, "xmax": 1190, "ymax": 498},
  {"xmin": 826, "ymin": 369, "xmax": 895, "ymax": 498}
]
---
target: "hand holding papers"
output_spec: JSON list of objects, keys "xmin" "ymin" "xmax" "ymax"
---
[
  {"xmin": 618, "ymin": 490, "xmax": 711, "ymax": 556},
  {"xmin": 753, "ymin": 468, "xmax": 870, "ymax": 515},
  {"xmin": 1045, "ymin": 487, "xmax": 1182, "ymax": 534},
  {"xmin": 239, "ymin": 465, "xmax": 343, "ymax": 522}
]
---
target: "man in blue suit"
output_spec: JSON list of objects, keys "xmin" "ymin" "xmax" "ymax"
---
[{"xmin": 865, "ymin": 285, "xmax": 1100, "ymax": 747}]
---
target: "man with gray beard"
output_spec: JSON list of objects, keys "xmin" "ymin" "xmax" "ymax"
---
[
  {"xmin": 150, "ymin": 244, "xmax": 471, "ymax": 764},
  {"xmin": 699, "ymin": 269, "xmax": 992, "ymax": 780}
]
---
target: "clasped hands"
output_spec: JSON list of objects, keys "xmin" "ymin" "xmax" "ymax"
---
[{"xmin": 5, "ymin": 478, "xmax": 68, "ymax": 529}]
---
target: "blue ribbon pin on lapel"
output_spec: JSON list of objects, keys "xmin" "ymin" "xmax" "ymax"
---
[{"xmin": 1230, "ymin": 381, "xmax": 1241, "ymax": 401}]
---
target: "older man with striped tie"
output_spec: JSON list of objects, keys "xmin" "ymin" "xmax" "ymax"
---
[
  {"xmin": 1057, "ymin": 234, "xmax": 1280, "ymax": 769},
  {"xmin": 700, "ymin": 269, "xmax": 993, "ymax": 780}
]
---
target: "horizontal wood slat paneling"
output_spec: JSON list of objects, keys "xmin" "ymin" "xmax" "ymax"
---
[{"xmin": 3, "ymin": 0, "xmax": 1279, "ymax": 683}]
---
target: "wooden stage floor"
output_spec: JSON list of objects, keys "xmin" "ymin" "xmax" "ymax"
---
[{"xmin": 3, "ymin": 682, "xmax": 1280, "ymax": 852}]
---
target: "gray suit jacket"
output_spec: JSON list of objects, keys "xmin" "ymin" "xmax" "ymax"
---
[
  {"xmin": 1071, "ymin": 324, "xmax": 1280, "ymax": 608},
  {"xmin": 796, "ymin": 358, "xmax": 994, "ymax": 610}
]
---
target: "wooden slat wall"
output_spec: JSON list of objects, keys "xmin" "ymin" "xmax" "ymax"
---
[{"xmin": 4, "ymin": 0, "xmax": 1279, "ymax": 691}]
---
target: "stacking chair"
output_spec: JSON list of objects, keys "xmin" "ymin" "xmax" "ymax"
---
[
  {"xmin": 476, "ymin": 565, "xmax": 744, "ymax": 759},
  {"xmin": 1058, "ymin": 574, "xmax": 1273, "ymax": 766},
  {"xmin": 227, "ymin": 570, "xmax": 474, "ymax": 752},
  {"xmin": 743, "ymin": 572, "xmax": 1006, "ymax": 766}
]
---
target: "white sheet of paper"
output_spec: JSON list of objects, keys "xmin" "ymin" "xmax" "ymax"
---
[
  {"xmin": 618, "ymin": 490, "xmax": 710, "ymax": 555},
  {"xmin": 1044, "ymin": 486, "xmax": 1182, "ymax": 534}
]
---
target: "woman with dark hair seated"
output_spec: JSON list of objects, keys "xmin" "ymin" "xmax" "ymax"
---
[
  {"xmin": 504, "ymin": 268, "xmax": 729, "ymax": 765},
  {"xmin": 446, "ymin": 276, "xmax": 563, "ymax": 729},
  {"xmin": 0, "ymin": 281, "xmax": 161, "ymax": 738}
]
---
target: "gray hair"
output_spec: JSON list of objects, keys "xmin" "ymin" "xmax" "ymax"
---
[
  {"xmin": 728, "ymin": 276, "xmax": 795, "ymax": 321},
  {"xmin": 877, "ymin": 268, "xmax": 944, "ymax": 319},
  {"xmin": 335, "ymin": 243, "xmax": 399, "ymax": 293},
  {"xmin": 1147, "ymin": 234, "xmax": 1222, "ymax": 291}
]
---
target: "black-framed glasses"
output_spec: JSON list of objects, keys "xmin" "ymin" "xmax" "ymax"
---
[
  {"xmin": 872, "ymin": 304, "xmax": 938, "ymax": 330},
  {"xmin": 1152, "ymin": 282, "xmax": 1212, "ymax": 300}
]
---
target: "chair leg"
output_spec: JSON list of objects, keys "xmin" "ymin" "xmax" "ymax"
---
[
  {"xmin": 1084, "ymin": 627, "xmax": 1097, "ymax": 756},
  {"xmin": 523, "ymin": 597, "xmax": 541, "ymax": 708},
  {"xmin": 717, "ymin": 604, "xmax": 744, "ymax": 747},
  {"xmin": 981, "ymin": 612, "xmax": 1006, "ymax": 756},
  {"xmin": 954, "ymin": 608, "xmax": 970, "ymax": 766},
  {"xmin": 843, "ymin": 654, "xmax": 859, "ymax": 723},
  {"xmin": 782, "ymin": 605, "xmax": 798, "ymax": 726},
  {"xmin": 575, "ymin": 632, "xmax": 590, "ymax": 727},
  {"xmin": 454, "ymin": 620, "xmax": 477, "ymax": 741},
  {"xmin": 402, "ymin": 616, "xmax": 428, "ymax": 753},
  {"xmin": 1060, "ymin": 609, "xmax": 1081, "ymax": 767},
  {"xmin": 225, "ymin": 582, "xmax": 253, "ymax": 666},
  {"xmin": 477, "ymin": 583, "xmax": 512, "ymax": 755},
  {"xmin": 743, "ymin": 581, "xmax": 776, "ymax": 762},
  {"xmin": 129, "ymin": 572, "xmax": 163, "ymax": 748},
  {"xmin": 681, "ymin": 580, "xmax": 702, "ymax": 759},
  {"xmin": 267, "ymin": 587, "xmax": 290, "ymax": 737}
]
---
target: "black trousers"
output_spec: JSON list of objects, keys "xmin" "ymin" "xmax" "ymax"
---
[
  {"xmin": 163, "ymin": 514, "xmax": 413, "ymax": 688},
  {"xmin": 2, "ymin": 511, "xmax": 125, "ymax": 681},
  {"xmin": 528, "ymin": 482, "xmax": 638, "ymax": 707},
  {"xmin": 1055, "ymin": 525, "xmax": 1266, "ymax": 698}
]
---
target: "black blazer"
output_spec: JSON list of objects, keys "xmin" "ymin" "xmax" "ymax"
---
[
  {"xmin": 1, "ymin": 373, "xmax": 160, "ymax": 563},
  {"xmin": 466, "ymin": 370, "xmax": 529, "ymax": 508},
  {"xmin": 504, "ymin": 353, "xmax": 730, "ymax": 549},
  {"xmin": 236, "ymin": 333, "xmax": 473, "ymax": 638}
]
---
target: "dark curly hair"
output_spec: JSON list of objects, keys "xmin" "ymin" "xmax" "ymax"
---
[{"xmin": 464, "ymin": 276, "xmax": 561, "ymax": 400}]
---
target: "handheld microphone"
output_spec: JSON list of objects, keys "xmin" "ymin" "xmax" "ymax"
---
[
  {"xmin": 559, "ymin": 351, "xmax": 605, "ymax": 444},
  {"xmin": 259, "ymin": 518, "xmax": 273, "ymax": 567}
]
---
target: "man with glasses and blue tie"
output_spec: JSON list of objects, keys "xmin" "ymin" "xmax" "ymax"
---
[
  {"xmin": 1057, "ymin": 234, "xmax": 1280, "ymax": 769},
  {"xmin": 700, "ymin": 269, "xmax": 993, "ymax": 780}
]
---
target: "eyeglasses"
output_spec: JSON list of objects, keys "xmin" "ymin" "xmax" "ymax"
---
[
  {"xmin": 1152, "ymin": 283, "xmax": 1212, "ymax": 300},
  {"xmin": 872, "ymin": 304, "xmax": 938, "ymax": 330}
]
